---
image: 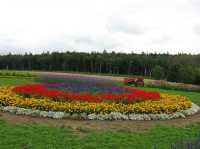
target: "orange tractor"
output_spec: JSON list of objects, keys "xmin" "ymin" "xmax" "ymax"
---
[{"xmin": 124, "ymin": 77, "xmax": 144, "ymax": 86}]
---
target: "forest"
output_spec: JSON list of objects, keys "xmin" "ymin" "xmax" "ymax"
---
[{"xmin": 0, "ymin": 51, "xmax": 200, "ymax": 84}]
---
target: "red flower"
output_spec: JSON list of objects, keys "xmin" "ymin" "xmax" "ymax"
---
[{"xmin": 13, "ymin": 84, "xmax": 160, "ymax": 103}]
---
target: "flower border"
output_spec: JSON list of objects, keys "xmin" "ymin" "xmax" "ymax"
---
[
  {"xmin": 1, "ymin": 86, "xmax": 192, "ymax": 114},
  {"xmin": 0, "ymin": 103, "xmax": 199, "ymax": 120}
]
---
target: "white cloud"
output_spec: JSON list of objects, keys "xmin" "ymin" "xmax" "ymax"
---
[
  {"xmin": 107, "ymin": 16, "xmax": 145, "ymax": 35},
  {"xmin": 0, "ymin": 0, "xmax": 199, "ymax": 54},
  {"xmin": 193, "ymin": 24, "xmax": 200, "ymax": 35},
  {"xmin": 152, "ymin": 35, "xmax": 171, "ymax": 45}
]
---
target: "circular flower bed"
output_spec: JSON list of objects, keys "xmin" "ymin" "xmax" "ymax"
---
[{"xmin": 0, "ymin": 85, "xmax": 199, "ymax": 120}]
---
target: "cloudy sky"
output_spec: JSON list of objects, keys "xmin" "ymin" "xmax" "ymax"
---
[{"xmin": 0, "ymin": 0, "xmax": 200, "ymax": 54}]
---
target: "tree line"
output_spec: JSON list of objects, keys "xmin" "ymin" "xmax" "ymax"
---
[{"xmin": 0, "ymin": 51, "xmax": 200, "ymax": 84}]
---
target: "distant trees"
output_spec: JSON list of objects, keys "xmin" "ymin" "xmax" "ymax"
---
[
  {"xmin": 166, "ymin": 64, "xmax": 199, "ymax": 84},
  {"xmin": 0, "ymin": 51, "xmax": 199, "ymax": 84},
  {"xmin": 152, "ymin": 65, "xmax": 165, "ymax": 80},
  {"xmin": 178, "ymin": 65, "xmax": 196, "ymax": 84},
  {"xmin": 166, "ymin": 64, "xmax": 182, "ymax": 82},
  {"xmin": 195, "ymin": 68, "xmax": 200, "ymax": 84}
]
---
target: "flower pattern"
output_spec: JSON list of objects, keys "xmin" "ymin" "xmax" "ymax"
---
[
  {"xmin": 0, "ymin": 86, "xmax": 192, "ymax": 114},
  {"xmin": 13, "ymin": 84, "xmax": 161, "ymax": 103}
]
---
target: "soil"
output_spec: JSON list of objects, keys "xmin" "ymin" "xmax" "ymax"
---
[{"xmin": 0, "ymin": 111, "xmax": 200, "ymax": 133}]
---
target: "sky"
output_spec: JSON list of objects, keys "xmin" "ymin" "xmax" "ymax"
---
[{"xmin": 0, "ymin": 0, "xmax": 200, "ymax": 55}]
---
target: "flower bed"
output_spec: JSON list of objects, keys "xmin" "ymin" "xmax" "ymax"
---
[
  {"xmin": 0, "ymin": 86, "xmax": 198, "ymax": 120},
  {"xmin": 0, "ymin": 73, "xmax": 198, "ymax": 121},
  {"xmin": 0, "ymin": 86, "xmax": 194, "ymax": 116}
]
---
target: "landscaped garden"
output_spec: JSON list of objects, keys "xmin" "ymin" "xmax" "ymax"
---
[
  {"xmin": 0, "ymin": 73, "xmax": 198, "ymax": 120},
  {"xmin": 0, "ymin": 71, "xmax": 200, "ymax": 148}
]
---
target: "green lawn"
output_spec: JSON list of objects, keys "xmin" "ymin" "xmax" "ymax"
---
[
  {"xmin": 0, "ymin": 77, "xmax": 200, "ymax": 148},
  {"xmin": 0, "ymin": 77, "xmax": 34, "ymax": 86},
  {"xmin": 0, "ymin": 120, "xmax": 199, "ymax": 149}
]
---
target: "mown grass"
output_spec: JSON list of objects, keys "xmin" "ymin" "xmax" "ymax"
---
[
  {"xmin": 0, "ymin": 120, "xmax": 200, "ymax": 149},
  {"xmin": 0, "ymin": 78, "xmax": 34, "ymax": 86},
  {"xmin": 0, "ymin": 70, "xmax": 35, "ymax": 77},
  {"xmin": 0, "ymin": 77, "xmax": 200, "ymax": 148}
]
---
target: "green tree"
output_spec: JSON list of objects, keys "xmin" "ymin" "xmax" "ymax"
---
[
  {"xmin": 152, "ymin": 65, "xmax": 165, "ymax": 80},
  {"xmin": 178, "ymin": 65, "xmax": 196, "ymax": 84},
  {"xmin": 167, "ymin": 64, "xmax": 181, "ymax": 82}
]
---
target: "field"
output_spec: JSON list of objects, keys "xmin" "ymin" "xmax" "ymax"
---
[{"xmin": 0, "ymin": 73, "xmax": 200, "ymax": 149}]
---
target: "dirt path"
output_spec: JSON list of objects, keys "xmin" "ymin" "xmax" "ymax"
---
[
  {"xmin": 33, "ymin": 71, "xmax": 200, "ymax": 89},
  {"xmin": 1, "ymin": 111, "xmax": 200, "ymax": 133},
  {"xmin": 33, "ymin": 71, "xmax": 125, "ymax": 82}
]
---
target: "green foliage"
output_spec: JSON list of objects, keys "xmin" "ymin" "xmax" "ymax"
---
[
  {"xmin": 0, "ymin": 52, "xmax": 199, "ymax": 84},
  {"xmin": 167, "ymin": 64, "xmax": 181, "ymax": 82},
  {"xmin": 180, "ymin": 65, "xmax": 197, "ymax": 84},
  {"xmin": 194, "ymin": 68, "xmax": 200, "ymax": 85},
  {"xmin": 152, "ymin": 65, "xmax": 165, "ymax": 79},
  {"xmin": 166, "ymin": 64, "xmax": 200, "ymax": 84}
]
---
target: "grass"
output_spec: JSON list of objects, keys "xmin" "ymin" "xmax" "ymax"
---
[
  {"xmin": 0, "ymin": 70, "xmax": 35, "ymax": 77},
  {"xmin": 0, "ymin": 120, "xmax": 200, "ymax": 149},
  {"xmin": 139, "ymin": 86, "xmax": 200, "ymax": 105},
  {"xmin": 0, "ymin": 77, "xmax": 34, "ymax": 86}
]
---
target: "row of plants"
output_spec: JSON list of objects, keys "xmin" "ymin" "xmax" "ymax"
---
[
  {"xmin": 0, "ymin": 71, "xmax": 34, "ymax": 78},
  {"xmin": 0, "ymin": 86, "xmax": 192, "ymax": 114}
]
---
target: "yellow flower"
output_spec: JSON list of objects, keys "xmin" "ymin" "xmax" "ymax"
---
[{"xmin": 0, "ymin": 86, "xmax": 192, "ymax": 114}]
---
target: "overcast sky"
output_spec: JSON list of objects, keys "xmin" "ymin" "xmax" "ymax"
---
[{"xmin": 0, "ymin": 0, "xmax": 200, "ymax": 55}]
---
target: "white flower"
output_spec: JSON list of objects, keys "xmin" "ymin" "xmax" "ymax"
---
[{"xmin": 52, "ymin": 112, "xmax": 65, "ymax": 119}]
